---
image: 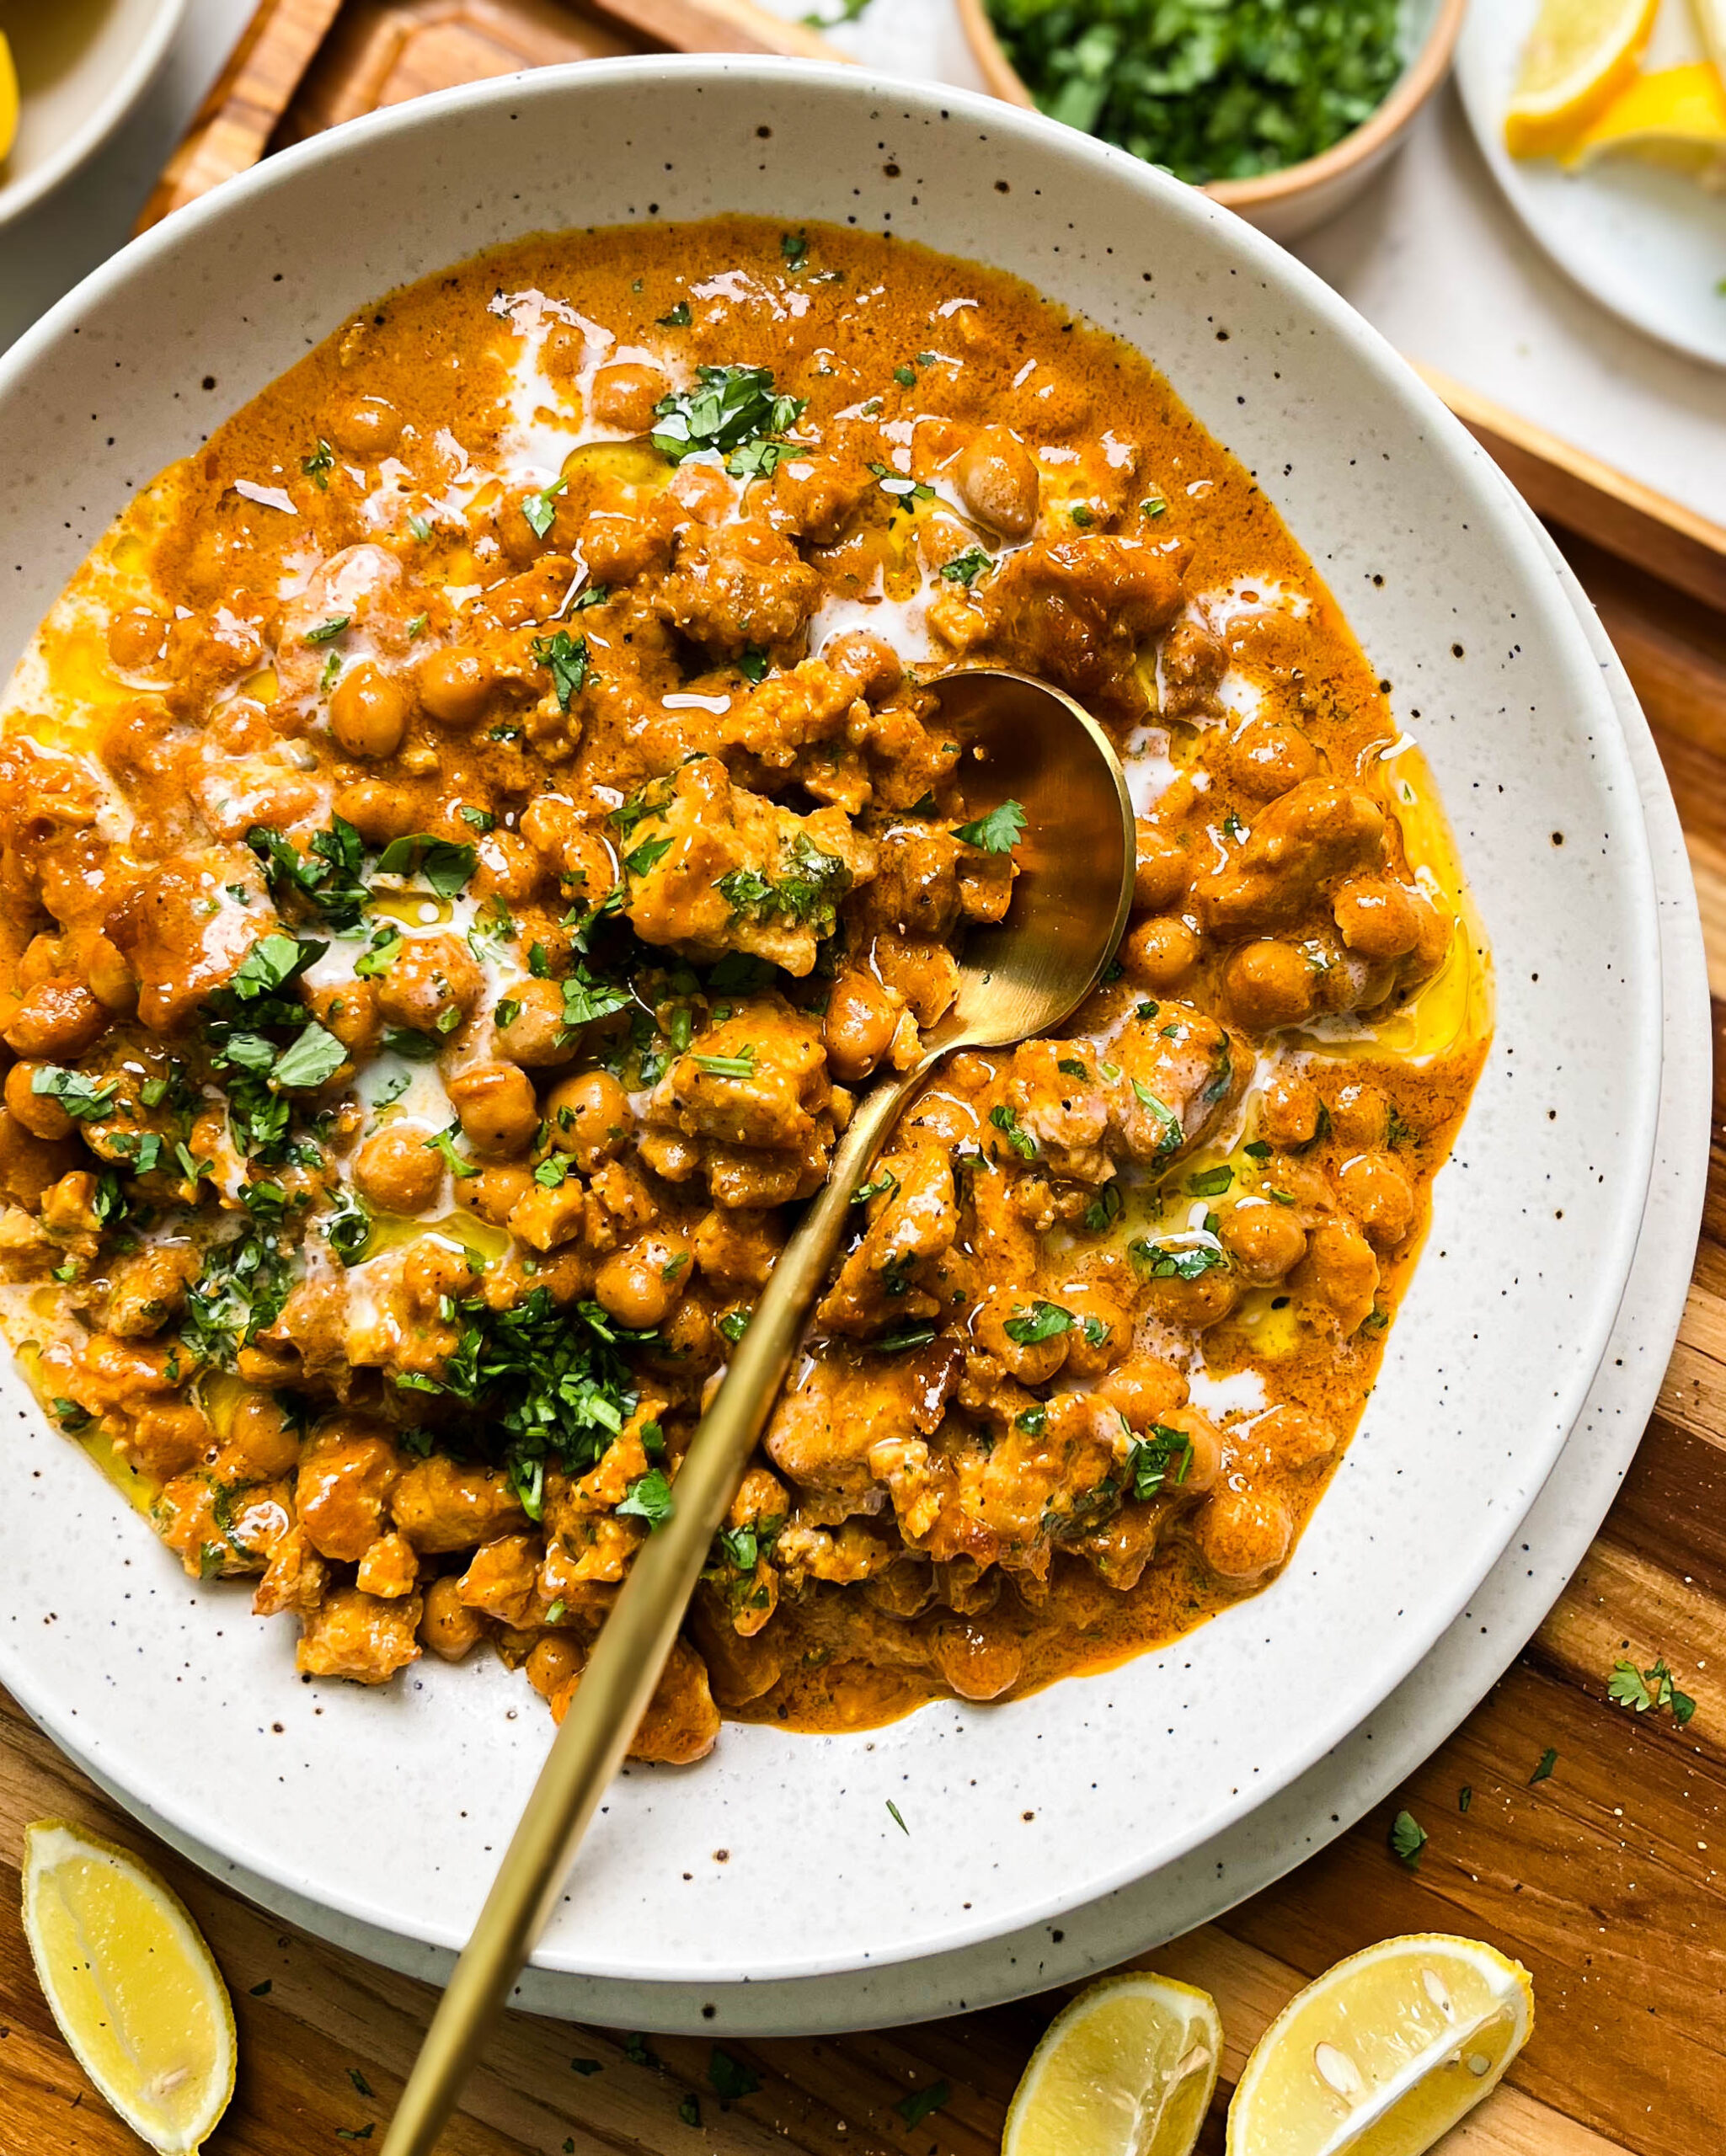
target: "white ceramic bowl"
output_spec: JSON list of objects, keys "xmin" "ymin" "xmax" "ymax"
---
[
  {"xmin": 0, "ymin": 59, "xmax": 1663, "ymax": 2008},
  {"xmin": 0, "ymin": 0, "xmax": 188, "ymax": 230}
]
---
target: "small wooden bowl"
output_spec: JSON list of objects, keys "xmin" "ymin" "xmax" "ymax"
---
[{"xmin": 955, "ymin": 0, "xmax": 1468, "ymax": 243}]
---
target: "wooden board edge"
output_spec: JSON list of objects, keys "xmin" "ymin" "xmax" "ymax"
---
[
  {"xmin": 1422, "ymin": 364, "xmax": 1726, "ymax": 616},
  {"xmin": 136, "ymin": 0, "xmax": 346, "ymax": 233}
]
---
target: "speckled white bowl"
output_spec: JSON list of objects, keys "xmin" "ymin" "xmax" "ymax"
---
[{"xmin": 0, "ymin": 60, "xmax": 1664, "ymax": 2001}]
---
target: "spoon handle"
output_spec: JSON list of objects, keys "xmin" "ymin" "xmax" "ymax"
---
[{"xmin": 380, "ymin": 1061, "xmax": 925, "ymax": 2156}]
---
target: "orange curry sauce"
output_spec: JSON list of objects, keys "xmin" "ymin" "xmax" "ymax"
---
[{"xmin": 0, "ymin": 218, "xmax": 1489, "ymax": 1753}]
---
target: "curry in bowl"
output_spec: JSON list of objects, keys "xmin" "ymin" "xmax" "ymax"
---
[{"xmin": 0, "ymin": 218, "xmax": 1489, "ymax": 1760}]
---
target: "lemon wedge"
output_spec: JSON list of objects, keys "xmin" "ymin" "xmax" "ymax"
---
[
  {"xmin": 0, "ymin": 32, "xmax": 19, "ymax": 168},
  {"xmin": 1565, "ymin": 61, "xmax": 1726, "ymax": 179},
  {"xmin": 1504, "ymin": 0, "xmax": 1659, "ymax": 157},
  {"xmin": 1226, "ymin": 1933, "xmax": 1533, "ymax": 2156},
  {"xmin": 1004, "ymin": 1971, "xmax": 1221, "ymax": 2156},
  {"xmin": 22, "ymin": 1819, "xmax": 237, "ymax": 2153}
]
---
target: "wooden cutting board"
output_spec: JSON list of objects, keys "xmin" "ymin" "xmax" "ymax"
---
[{"xmin": 0, "ymin": 5, "xmax": 1718, "ymax": 2150}]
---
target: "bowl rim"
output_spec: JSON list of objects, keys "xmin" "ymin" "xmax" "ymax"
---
[
  {"xmin": 0, "ymin": 51, "xmax": 1665, "ymax": 1986},
  {"xmin": 954, "ymin": 0, "xmax": 1470, "ymax": 207},
  {"xmin": 0, "ymin": 0, "xmax": 190, "ymax": 231}
]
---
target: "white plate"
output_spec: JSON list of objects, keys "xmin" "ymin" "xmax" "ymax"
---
[
  {"xmin": 0, "ymin": 59, "xmax": 1665, "ymax": 1993},
  {"xmin": 61, "ymin": 498, "xmax": 1707, "ymax": 2032},
  {"xmin": 1456, "ymin": 0, "xmax": 1726, "ymax": 371},
  {"xmin": 0, "ymin": 0, "xmax": 189, "ymax": 230}
]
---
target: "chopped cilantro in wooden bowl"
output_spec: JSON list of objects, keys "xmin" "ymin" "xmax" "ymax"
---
[{"xmin": 960, "ymin": 0, "xmax": 1465, "ymax": 238}]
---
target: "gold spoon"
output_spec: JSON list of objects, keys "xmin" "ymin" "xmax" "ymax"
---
[{"xmin": 380, "ymin": 666, "xmax": 1136, "ymax": 2154}]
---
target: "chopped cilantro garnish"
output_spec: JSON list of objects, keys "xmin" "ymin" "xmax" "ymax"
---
[
  {"xmin": 940, "ymin": 544, "xmax": 993, "ymax": 588},
  {"xmin": 1003, "ymin": 1299, "xmax": 1072, "ymax": 1347},
  {"xmin": 708, "ymin": 2047, "xmax": 761, "ymax": 2100},
  {"xmin": 650, "ymin": 365, "xmax": 806, "ymax": 481},
  {"xmin": 1127, "ymin": 1425, "xmax": 1192, "ymax": 1498},
  {"xmin": 617, "ymin": 1467, "xmax": 675, "ymax": 1529},
  {"xmin": 1608, "ymin": 1654, "xmax": 1697, "ymax": 1725},
  {"xmin": 1188, "ymin": 1165, "xmax": 1233, "ymax": 1197},
  {"xmin": 657, "ymin": 300, "xmax": 692, "ymax": 328},
  {"xmin": 693, "ymin": 1047, "xmax": 756, "ymax": 1079},
  {"xmin": 373, "ymin": 833, "xmax": 476, "ymax": 898},
  {"xmin": 519, "ymin": 477, "xmax": 566, "ymax": 539},
  {"xmin": 1388, "ymin": 1809, "xmax": 1428, "ymax": 1868},
  {"xmin": 1129, "ymin": 1237, "xmax": 1227, "ymax": 1282},
  {"xmin": 895, "ymin": 2082, "xmax": 951, "ymax": 2128},
  {"xmin": 31, "ymin": 1067, "xmax": 117, "ymax": 1122},
  {"xmin": 954, "ymin": 799, "xmax": 1027, "ymax": 853},
  {"xmin": 301, "ymin": 439, "xmax": 334, "ymax": 488},
  {"xmin": 302, "ymin": 614, "xmax": 349, "ymax": 645},
  {"xmin": 532, "ymin": 629, "xmax": 589, "ymax": 711},
  {"xmin": 989, "ymin": 1103, "xmax": 1037, "ymax": 1161}
]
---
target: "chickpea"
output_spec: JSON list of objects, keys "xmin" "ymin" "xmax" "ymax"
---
[
  {"xmin": 1336, "ymin": 1150, "xmax": 1416, "ymax": 1248},
  {"xmin": 3, "ymin": 980, "xmax": 107, "ymax": 1060},
  {"xmin": 469, "ymin": 1163, "xmax": 536, "ymax": 1227},
  {"xmin": 331, "ymin": 396, "xmax": 402, "ymax": 458},
  {"xmin": 419, "ymin": 1575, "xmax": 484, "ymax": 1662},
  {"xmin": 1223, "ymin": 940, "xmax": 1316, "ymax": 1032},
  {"xmin": 1226, "ymin": 718, "xmax": 1318, "ymax": 799},
  {"xmin": 494, "ymin": 979, "xmax": 575, "ymax": 1068},
  {"xmin": 545, "ymin": 1069, "xmax": 630, "ymax": 1169},
  {"xmin": 4, "ymin": 1061, "xmax": 72, "ymax": 1140},
  {"xmin": 1330, "ymin": 1080, "xmax": 1388, "ymax": 1150},
  {"xmin": 590, "ymin": 361, "xmax": 667, "ymax": 434},
  {"xmin": 353, "ymin": 1124, "xmax": 445, "ymax": 1214},
  {"xmin": 307, "ymin": 978, "xmax": 382, "ymax": 1060},
  {"xmin": 1143, "ymin": 1268, "xmax": 1239, "ymax": 1331},
  {"xmin": 1330, "ymin": 874, "xmax": 1419, "ymax": 961},
  {"xmin": 1256, "ymin": 1404, "xmax": 1337, "ymax": 1470},
  {"xmin": 375, "ymin": 933, "xmax": 482, "ymax": 1036},
  {"xmin": 329, "ymin": 662, "xmax": 412, "ymax": 760},
  {"xmin": 1132, "ymin": 821, "xmax": 1189, "ymax": 913},
  {"xmin": 931, "ymin": 1619, "xmax": 1023, "ymax": 1702},
  {"xmin": 403, "ymin": 1239, "xmax": 471, "ymax": 1311},
  {"xmin": 824, "ymin": 973, "xmax": 895, "ymax": 1082},
  {"xmin": 82, "ymin": 934, "xmax": 137, "ymax": 1014},
  {"xmin": 1098, "ymin": 1355, "xmax": 1187, "ymax": 1431},
  {"xmin": 1059, "ymin": 1288, "xmax": 1126, "ymax": 1377},
  {"xmin": 1221, "ymin": 1200, "xmax": 1308, "ymax": 1283},
  {"xmin": 668, "ymin": 462, "xmax": 734, "ymax": 525},
  {"xmin": 1258, "ymin": 1069, "xmax": 1323, "ymax": 1149},
  {"xmin": 448, "ymin": 1062, "xmax": 539, "ymax": 1158},
  {"xmin": 1120, "ymin": 915, "xmax": 1201, "ymax": 991},
  {"xmin": 595, "ymin": 1232, "xmax": 692, "ymax": 1331},
  {"xmin": 334, "ymin": 777, "xmax": 419, "ymax": 846},
  {"xmin": 821, "ymin": 629, "xmax": 902, "ymax": 703},
  {"xmin": 1192, "ymin": 1486, "xmax": 1292, "ymax": 1583},
  {"xmin": 1294, "ymin": 1219, "xmax": 1379, "ymax": 1333},
  {"xmin": 974, "ymin": 1285, "xmax": 1070, "ymax": 1385},
  {"xmin": 471, "ymin": 830, "xmax": 548, "ymax": 905},
  {"xmin": 954, "ymin": 425, "xmax": 1039, "ymax": 538},
  {"xmin": 637, "ymin": 1299, "xmax": 710, "ymax": 1379},
  {"xmin": 418, "ymin": 646, "xmax": 496, "ymax": 727},
  {"xmin": 106, "ymin": 607, "xmax": 168, "ymax": 670},
  {"xmin": 526, "ymin": 1633, "xmax": 584, "ymax": 1699},
  {"xmin": 222, "ymin": 1393, "xmax": 301, "ymax": 1480}
]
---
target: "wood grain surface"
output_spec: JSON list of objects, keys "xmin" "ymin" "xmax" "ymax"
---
[{"xmin": 23, "ymin": 5, "xmax": 1722, "ymax": 2148}]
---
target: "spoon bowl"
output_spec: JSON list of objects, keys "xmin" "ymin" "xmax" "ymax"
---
[
  {"xmin": 380, "ymin": 667, "xmax": 1136, "ymax": 2156},
  {"xmin": 932, "ymin": 667, "xmax": 1137, "ymax": 1050}
]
